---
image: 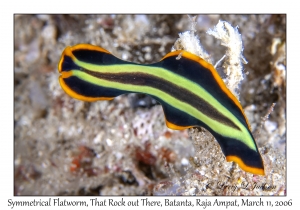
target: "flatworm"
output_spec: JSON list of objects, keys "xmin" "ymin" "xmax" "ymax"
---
[{"xmin": 58, "ymin": 44, "xmax": 265, "ymax": 175}]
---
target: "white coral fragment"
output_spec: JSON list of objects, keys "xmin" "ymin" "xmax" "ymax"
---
[
  {"xmin": 207, "ymin": 20, "xmax": 247, "ymax": 98},
  {"xmin": 172, "ymin": 16, "xmax": 212, "ymax": 64}
]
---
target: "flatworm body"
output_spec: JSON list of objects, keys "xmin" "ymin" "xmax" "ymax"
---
[{"xmin": 58, "ymin": 44, "xmax": 265, "ymax": 175}]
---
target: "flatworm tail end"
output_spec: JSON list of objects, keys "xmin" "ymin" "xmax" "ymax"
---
[
  {"xmin": 160, "ymin": 97, "xmax": 265, "ymax": 175},
  {"xmin": 212, "ymin": 132, "xmax": 265, "ymax": 175}
]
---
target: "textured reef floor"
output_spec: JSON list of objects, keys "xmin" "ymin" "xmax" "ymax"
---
[{"xmin": 14, "ymin": 14, "xmax": 286, "ymax": 195}]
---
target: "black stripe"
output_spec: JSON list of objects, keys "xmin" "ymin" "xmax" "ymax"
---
[
  {"xmin": 72, "ymin": 49, "xmax": 130, "ymax": 65},
  {"xmin": 157, "ymin": 97, "xmax": 199, "ymax": 127},
  {"xmin": 63, "ymin": 76, "xmax": 130, "ymax": 98},
  {"xmin": 82, "ymin": 69, "xmax": 240, "ymax": 130},
  {"xmin": 61, "ymin": 56, "xmax": 82, "ymax": 72}
]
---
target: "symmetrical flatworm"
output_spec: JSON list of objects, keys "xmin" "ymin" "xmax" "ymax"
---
[{"xmin": 58, "ymin": 44, "xmax": 265, "ymax": 175}]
